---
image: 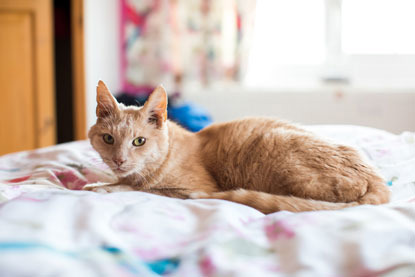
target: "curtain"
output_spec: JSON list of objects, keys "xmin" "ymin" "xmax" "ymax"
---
[{"xmin": 120, "ymin": 0, "xmax": 256, "ymax": 93}]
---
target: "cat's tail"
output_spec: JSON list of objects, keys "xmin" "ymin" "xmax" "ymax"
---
[
  {"xmin": 190, "ymin": 189, "xmax": 360, "ymax": 214},
  {"xmin": 190, "ymin": 176, "xmax": 390, "ymax": 214},
  {"xmin": 356, "ymin": 176, "xmax": 390, "ymax": 205}
]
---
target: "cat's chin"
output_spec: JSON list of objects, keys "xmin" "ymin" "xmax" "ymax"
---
[{"xmin": 112, "ymin": 168, "xmax": 132, "ymax": 178}]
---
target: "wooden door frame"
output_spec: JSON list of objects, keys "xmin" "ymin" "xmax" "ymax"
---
[
  {"xmin": 71, "ymin": 0, "xmax": 87, "ymax": 140},
  {"xmin": 0, "ymin": 0, "xmax": 56, "ymax": 148},
  {"xmin": 1, "ymin": 0, "xmax": 87, "ymax": 145}
]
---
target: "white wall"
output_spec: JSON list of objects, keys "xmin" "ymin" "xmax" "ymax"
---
[
  {"xmin": 183, "ymin": 88, "xmax": 415, "ymax": 134},
  {"xmin": 84, "ymin": 0, "xmax": 121, "ymax": 129}
]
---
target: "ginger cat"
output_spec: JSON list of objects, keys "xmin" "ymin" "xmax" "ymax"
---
[{"xmin": 84, "ymin": 81, "xmax": 390, "ymax": 214}]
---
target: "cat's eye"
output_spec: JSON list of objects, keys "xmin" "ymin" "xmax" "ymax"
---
[
  {"xmin": 132, "ymin": 137, "xmax": 146, "ymax": 147},
  {"xmin": 103, "ymin": 134, "xmax": 114, "ymax": 144}
]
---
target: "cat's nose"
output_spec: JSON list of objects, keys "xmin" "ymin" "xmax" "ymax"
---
[{"xmin": 112, "ymin": 158, "xmax": 126, "ymax": 167}]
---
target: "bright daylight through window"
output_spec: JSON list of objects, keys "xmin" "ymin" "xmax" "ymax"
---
[{"xmin": 244, "ymin": 0, "xmax": 415, "ymax": 89}]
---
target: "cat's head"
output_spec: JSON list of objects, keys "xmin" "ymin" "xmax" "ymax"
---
[{"xmin": 88, "ymin": 81, "xmax": 169, "ymax": 179}]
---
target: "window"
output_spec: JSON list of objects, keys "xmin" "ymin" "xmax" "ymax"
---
[
  {"xmin": 244, "ymin": 0, "xmax": 415, "ymax": 89},
  {"xmin": 342, "ymin": 0, "xmax": 415, "ymax": 54}
]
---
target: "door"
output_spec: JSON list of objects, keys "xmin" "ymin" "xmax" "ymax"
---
[{"xmin": 0, "ymin": 0, "xmax": 56, "ymax": 155}]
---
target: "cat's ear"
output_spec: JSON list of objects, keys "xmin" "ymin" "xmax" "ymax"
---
[
  {"xmin": 96, "ymin": 80, "xmax": 119, "ymax": 118},
  {"xmin": 143, "ymin": 85, "xmax": 168, "ymax": 128}
]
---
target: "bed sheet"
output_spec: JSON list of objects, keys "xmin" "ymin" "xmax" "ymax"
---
[{"xmin": 0, "ymin": 125, "xmax": 414, "ymax": 277}]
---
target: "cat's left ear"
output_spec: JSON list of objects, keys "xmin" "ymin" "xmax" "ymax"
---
[{"xmin": 143, "ymin": 85, "xmax": 168, "ymax": 128}]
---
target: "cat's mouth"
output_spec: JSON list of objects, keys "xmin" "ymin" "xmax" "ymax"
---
[
  {"xmin": 114, "ymin": 167, "xmax": 127, "ymax": 173},
  {"xmin": 112, "ymin": 167, "xmax": 130, "ymax": 176}
]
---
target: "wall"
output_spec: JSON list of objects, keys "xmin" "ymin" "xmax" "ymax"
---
[
  {"xmin": 183, "ymin": 88, "xmax": 415, "ymax": 134},
  {"xmin": 84, "ymin": 0, "xmax": 120, "ymax": 129}
]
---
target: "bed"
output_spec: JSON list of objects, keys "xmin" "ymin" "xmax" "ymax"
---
[{"xmin": 0, "ymin": 125, "xmax": 414, "ymax": 276}]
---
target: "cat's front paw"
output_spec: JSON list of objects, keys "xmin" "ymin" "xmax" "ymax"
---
[
  {"xmin": 82, "ymin": 184, "xmax": 111, "ymax": 193},
  {"xmin": 83, "ymin": 183, "xmax": 135, "ymax": 193},
  {"xmin": 189, "ymin": 191, "xmax": 211, "ymax": 199}
]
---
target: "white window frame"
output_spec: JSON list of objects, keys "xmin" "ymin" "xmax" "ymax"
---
[
  {"xmin": 324, "ymin": 0, "xmax": 415, "ymax": 88},
  {"xmin": 243, "ymin": 0, "xmax": 415, "ymax": 89}
]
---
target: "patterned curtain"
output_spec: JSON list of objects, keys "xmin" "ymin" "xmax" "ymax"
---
[{"xmin": 120, "ymin": 0, "xmax": 256, "ymax": 93}]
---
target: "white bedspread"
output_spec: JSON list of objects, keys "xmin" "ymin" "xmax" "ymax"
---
[{"xmin": 0, "ymin": 125, "xmax": 414, "ymax": 277}]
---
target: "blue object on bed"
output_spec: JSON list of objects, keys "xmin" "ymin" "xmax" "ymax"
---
[{"xmin": 167, "ymin": 102, "xmax": 212, "ymax": 132}]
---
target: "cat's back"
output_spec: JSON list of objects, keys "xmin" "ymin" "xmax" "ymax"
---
[
  {"xmin": 197, "ymin": 117, "xmax": 308, "ymax": 191},
  {"xmin": 198, "ymin": 117, "xmax": 302, "ymax": 149}
]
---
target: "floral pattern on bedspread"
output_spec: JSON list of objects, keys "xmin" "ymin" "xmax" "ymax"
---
[
  {"xmin": 0, "ymin": 141, "xmax": 116, "ymax": 200},
  {"xmin": 0, "ymin": 126, "xmax": 414, "ymax": 276},
  {"xmin": 0, "ymin": 190, "xmax": 414, "ymax": 276}
]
